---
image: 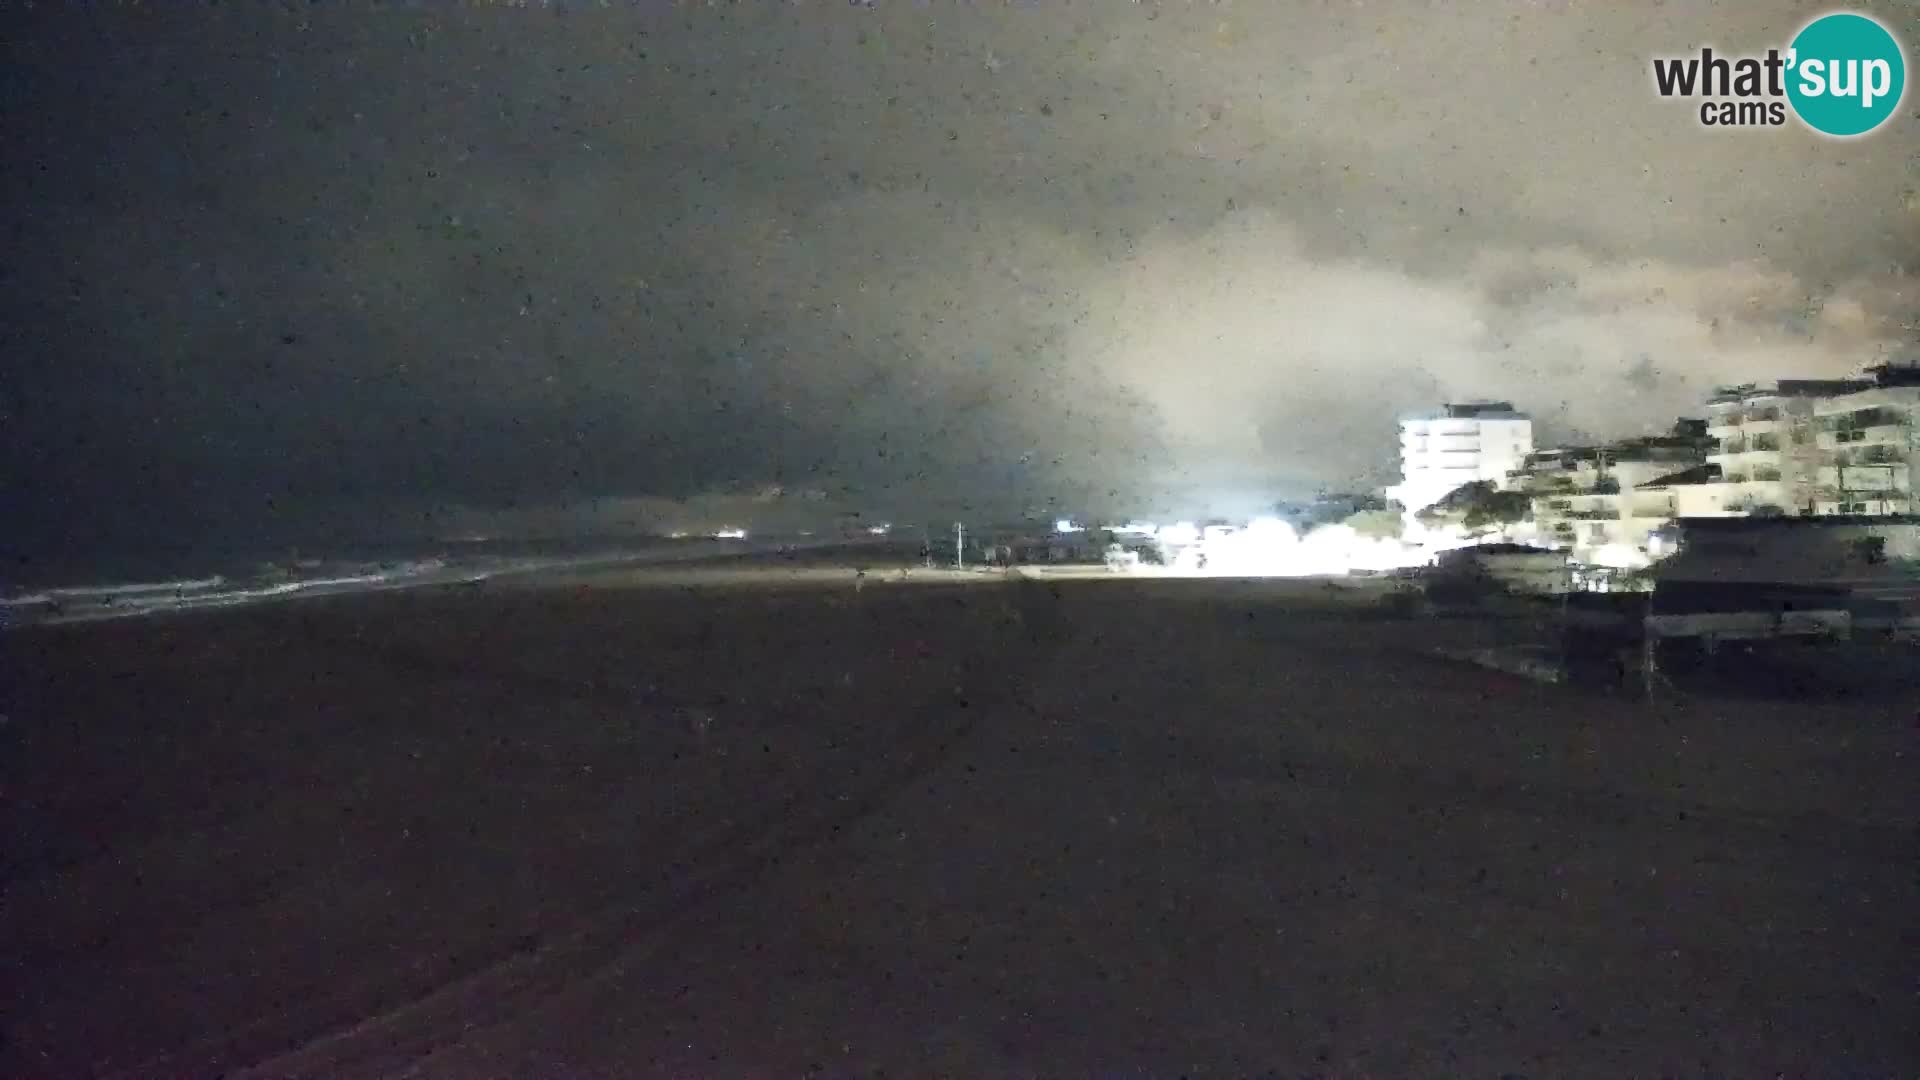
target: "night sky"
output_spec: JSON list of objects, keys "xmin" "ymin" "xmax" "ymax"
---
[{"xmin": 4, "ymin": 1, "xmax": 1915, "ymax": 560}]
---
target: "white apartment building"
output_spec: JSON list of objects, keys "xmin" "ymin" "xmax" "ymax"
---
[
  {"xmin": 1703, "ymin": 380, "xmax": 1867, "ymax": 515},
  {"xmin": 1391, "ymin": 402, "xmax": 1534, "ymax": 513},
  {"xmin": 1811, "ymin": 366, "xmax": 1920, "ymax": 516},
  {"xmin": 1637, "ymin": 463, "xmax": 1743, "ymax": 519},
  {"xmin": 1518, "ymin": 435, "xmax": 1708, "ymax": 565}
]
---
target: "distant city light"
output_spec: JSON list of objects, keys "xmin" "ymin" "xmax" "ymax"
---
[
  {"xmin": 1159, "ymin": 521, "xmax": 1201, "ymax": 547},
  {"xmin": 1138, "ymin": 514, "xmax": 1434, "ymax": 579},
  {"xmin": 713, "ymin": 527, "xmax": 748, "ymax": 540},
  {"xmin": 1587, "ymin": 543, "xmax": 1649, "ymax": 570}
]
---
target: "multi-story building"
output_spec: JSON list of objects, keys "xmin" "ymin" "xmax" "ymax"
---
[
  {"xmin": 1704, "ymin": 380, "xmax": 1869, "ymax": 515},
  {"xmin": 1391, "ymin": 402, "xmax": 1533, "ymax": 513},
  {"xmin": 1811, "ymin": 364, "xmax": 1920, "ymax": 516},
  {"xmin": 1516, "ymin": 428, "xmax": 1710, "ymax": 564},
  {"xmin": 1637, "ymin": 463, "xmax": 1742, "ymax": 519}
]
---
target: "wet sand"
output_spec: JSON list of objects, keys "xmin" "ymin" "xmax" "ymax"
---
[{"xmin": 4, "ymin": 572, "xmax": 1912, "ymax": 1076}]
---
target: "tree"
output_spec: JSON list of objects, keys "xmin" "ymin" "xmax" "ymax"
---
[
  {"xmin": 1343, "ymin": 509, "xmax": 1405, "ymax": 540},
  {"xmin": 1306, "ymin": 491, "xmax": 1389, "ymax": 528},
  {"xmin": 1463, "ymin": 491, "xmax": 1530, "ymax": 532},
  {"xmin": 1416, "ymin": 481, "xmax": 1530, "ymax": 535}
]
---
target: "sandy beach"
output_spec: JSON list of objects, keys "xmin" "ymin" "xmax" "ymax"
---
[{"xmin": 4, "ymin": 569, "xmax": 1912, "ymax": 1076}]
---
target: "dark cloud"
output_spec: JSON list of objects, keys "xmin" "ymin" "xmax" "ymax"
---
[{"xmin": 3, "ymin": 1, "xmax": 1914, "ymax": 556}]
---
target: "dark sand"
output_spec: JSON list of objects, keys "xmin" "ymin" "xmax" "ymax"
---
[{"xmin": 4, "ymin": 573, "xmax": 1912, "ymax": 1077}]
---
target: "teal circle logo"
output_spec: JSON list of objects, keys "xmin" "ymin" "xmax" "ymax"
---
[{"xmin": 1786, "ymin": 13, "xmax": 1906, "ymax": 136}]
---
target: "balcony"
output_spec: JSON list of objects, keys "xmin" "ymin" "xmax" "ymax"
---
[
  {"xmin": 1627, "ymin": 499, "xmax": 1677, "ymax": 518},
  {"xmin": 1832, "ymin": 445, "xmax": 1907, "ymax": 467},
  {"xmin": 1528, "ymin": 479, "xmax": 1627, "ymax": 500},
  {"xmin": 1816, "ymin": 464, "xmax": 1907, "ymax": 492},
  {"xmin": 1822, "ymin": 404, "xmax": 1908, "ymax": 424},
  {"xmin": 1713, "ymin": 448, "xmax": 1784, "ymax": 468},
  {"xmin": 1818, "ymin": 497, "xmax": 1912, "ymax": 516},
  {"xmin": 1406, "ymin": 425, "xmax": 1480, "ymax": 441},
  {"xmin": 1817, "ymin": 423, "xmax": 1909, "ymax": 451},
  {"xmin": 1723, "ymin": 471, "xmax": 1793, "ymax": 487}
]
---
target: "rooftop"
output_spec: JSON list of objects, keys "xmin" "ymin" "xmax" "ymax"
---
[
  {"xmin": 1638, "ymin": 463, "xmax": 1724, "ymax": 490},
  {"xmin": 1443, "ymin": 542, "xmax": 1560, "ymax": 556},
  {"xmin": 1524, "ymin": 435, "xmax": 1710, "ymax": 467},
  {"xmin": 1867, "ymin": 362, "xmax": 1920, "ymax": 388},
  {"xmin": 1676, "ymin": 514, "xmax": 1920, "ymax": 531},
  {"xmin": 1403, "ymin": 401, "xmax": 1530, "ymax": 422},
  {"xmin": 1707, "ymin": 379, "xmax": 1874, "ymax": 404}
]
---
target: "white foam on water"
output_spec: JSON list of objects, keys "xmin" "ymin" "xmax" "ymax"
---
[
  {"xmin": 3, "ymin": 576, "xmax": 229, "ymax": 605},
  {"xmin": 1, "ymin": 536, "xmax": 859, "ymax": 629},
  {"xmin": 0, "ymin": 544, "xmax": 756, "ymax": 628},
  {"xmin": 2, "ymin": 565, "xmax": 478, "ymax": 627}
]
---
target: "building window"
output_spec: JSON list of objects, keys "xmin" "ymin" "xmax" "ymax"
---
[{"xmin": 1841, "ymin": 407, "xmax": 1905, "ymax": 428}]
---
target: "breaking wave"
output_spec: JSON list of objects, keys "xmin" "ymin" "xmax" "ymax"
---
[{"xmin": 0, "ymin": 542, "xmax": 747, "ymax": 629}]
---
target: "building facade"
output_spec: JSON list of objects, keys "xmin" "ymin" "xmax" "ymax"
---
[
  {"xmin": 1637, "ymin": 463, "xmax": 1742, "ymax": 520},
  {"xmin": 1810, "ymin": 365, "xmax": 1920, "ymax": 516},
  {"xmin": 1703, "ymin": 380, "xmax": 1869, "ymax": 515},
  {"xmin": 1517, "ymin": 432, "xmax": 1709, "ymax": 565},
  {"xmin": 1391, "ymin": 402, "xmax": 1534, "ymax": 513}
]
